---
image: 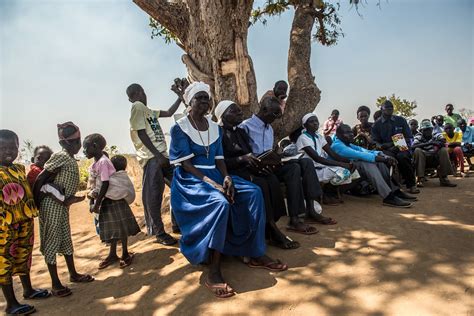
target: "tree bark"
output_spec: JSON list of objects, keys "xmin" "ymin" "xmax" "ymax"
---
[
  {"xmin": 273, "ymin": 1, "xmax": 321, "ymax": 142},
  {"xmin": 133, "ymin": 0, "xmax": 259, "ymax": 115}
]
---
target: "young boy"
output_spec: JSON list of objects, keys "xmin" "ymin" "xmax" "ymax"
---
[
  {"xmin": 126, "ymin": 81, "xmax": 185, "ymax": 245},
  {"xmin": 0, "ymin": 130, "xmax": 50, "ymax": 315}
]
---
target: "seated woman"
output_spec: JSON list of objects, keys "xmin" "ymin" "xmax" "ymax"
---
[
  {"xmin": 215, "ymin": 100, "xmax": 300, "ymax": 250},
  {"xmin": 352, "ymin": 105, "xmax": 375, "ymax": 149},
  {"xmin": 296, "ymin": 113, "xmax": 358, "ymax": 202},
  {"xmin": 169, "ymin": 82, "xmax": 287, "ymax": 299}
]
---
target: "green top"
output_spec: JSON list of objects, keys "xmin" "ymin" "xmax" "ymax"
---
[{"xmin": 443, "ymin": 113, "xmax": 463, "ymax": 128}]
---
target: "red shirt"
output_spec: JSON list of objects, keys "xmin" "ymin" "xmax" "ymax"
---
[{"xmin": 27, "ymin": 164, "xmax": 43, "ymax": 188}]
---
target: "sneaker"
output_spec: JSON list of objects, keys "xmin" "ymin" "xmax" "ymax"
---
[
  {"xmin": 394, "ymin": 190, "xmax": 418, "ymax": 201},
  {"xmin": 155, "ymin": 233, "xmax": 177, "ymax": 246},
  {"xmin": 383, "ymin": 195, "xmax": 412, "ymax": 208}
]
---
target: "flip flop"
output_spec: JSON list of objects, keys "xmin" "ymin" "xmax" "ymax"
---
[
  {"xmin": 23, "ymin": 288, "xmax": 50, "ymax": 300},
  {"xmin": 248, "ymin": 259, "xmax": 288, "ymax": 272},
  {"xmin": 70, "ymin": 274, "xmax": 94, "ymax": 283},
  {"xmin": 98, "ymin": 256, "xmax": 119, "ymax": 270},
  {"xmin": 286, "ymin": 224, "xmax": 319, "ymax": 235},
  {"xmin": 119, "ymin": 252, "xmax": 135, "ymax": 269},
  {"xmin": 6, "ymin": 304, "xmax": 36, "ymax": 315},
  {"xmin": 268, "ymin": 236, "xmax": 300, "ymax": 250},
  {"xmin": 306, "ymin": 216, "xmax": 338, "ymax": 225},
  {"xmin": 51, "ymin": 287, "xmax": 72, "ymax": 298},
  {"xmin": 204, "ymin": 281, "xmax": 235, "ymax": 298}
]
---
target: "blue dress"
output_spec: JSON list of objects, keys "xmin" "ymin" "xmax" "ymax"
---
[{"xmin": 169, "ymin": 116, "xmax": 266, "ymax": 265}]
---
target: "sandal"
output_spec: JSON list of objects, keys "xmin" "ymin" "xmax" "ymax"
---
[
  {"xmin": 306, "ymin": 215, "xmax": 337, "ymax": 225},
  {"xmin": 6, "ymin": 304, "xmax": 36, "ymax": 315},
  {"xmin": 119, "ymin": 252, "xmax": 135, "ymax": 269},
  {"xmin": 286, "ymin": 223, "xmax": 319, "ymax": 235},
  {"xmin": 204, "ymin": 281, "xmax": 235, "ymax": 298},
  {"xmin": 70, "ymin": 274, "xmax": 94, "ymax": 283},
  {"xmin": 269, "ymin": 236, "xmax": 300, "ymax": 250},
  {"xmin": 98, "ymin": 256, "xmax": 119, "ymax": 270},
  {"xmin": 23, "ymin": 288, "xmax": 50, "ymax": 300},
  {"xmin": 248, "ymin": 258, "xmax": 288, "ymax": 272},
  {"xmin": 51, "ymin": 287, "xmax": 72, "ymax": 298}
]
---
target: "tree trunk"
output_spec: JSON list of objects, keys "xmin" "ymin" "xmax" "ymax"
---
[
  {"xmin": 134, "ymin": 0, "xmax": 322, "ymax": 141},
  {"xmin": 273, "ymin": 1, "xmax": 321, "ymax": 142},
  {"xmin": 133, "ymin": 0, "xmax": 259, "ymax": 116}
]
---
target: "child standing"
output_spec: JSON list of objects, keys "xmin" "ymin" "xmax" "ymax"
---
[
  {"xmin": 0, "ymin": 130, "xmax": 50, "ymax": 315},
  {"xmin": 83, "ymin": 134, "xmax": 140, "ymax": 269},
  {"xmin": 33, "ymin": 122, "xmax": 92, "ymax": 298}
]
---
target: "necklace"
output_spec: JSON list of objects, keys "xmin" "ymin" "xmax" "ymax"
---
[{"xmin": 189, "ymin": 114, "xmax": 210, "ymax": 158}]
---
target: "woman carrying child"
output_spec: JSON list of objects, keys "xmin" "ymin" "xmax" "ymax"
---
[
  {"xmin": 34, "ymin": 122, "xmax": 93, "ymax": 298},
  {"xmin": 83, "ymin": 134, "xmax": 140, "ymax": 269},
  {"xmin": 0, "ymin": 130, "xmax": 50, "ymax": 315}
]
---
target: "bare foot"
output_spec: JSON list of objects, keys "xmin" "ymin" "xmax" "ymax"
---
[{"xmin": 64, "ymin": 195, "xmax": 85, "ymax": 207}]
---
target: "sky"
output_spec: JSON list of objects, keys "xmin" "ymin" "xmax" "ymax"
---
[{"xmin": 1, "ymin": 0, "xmax": 473, "ymax": 154}]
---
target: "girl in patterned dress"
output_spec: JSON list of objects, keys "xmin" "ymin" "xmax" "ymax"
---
[
  {"xmin": 83, "ymin": 134, "xmax": 140, "ymax": 269},
  {"xmin": 0, "ymin": 129, "xmax": 50, "ymax": 315},
  {"xmin": 33, "ymin": 122, "xmax": 93, "ymax": 298}
]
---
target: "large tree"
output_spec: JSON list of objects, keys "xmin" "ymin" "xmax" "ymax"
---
[{"xmin": 133, "ymin": 0, "xmax": 358, "ymax": 139}]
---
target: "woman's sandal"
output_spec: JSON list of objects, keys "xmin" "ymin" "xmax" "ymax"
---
[
  {"xmin": 204, "ymin": 281, "xmax": 235, "ymax": 298},
  {"xmin": 119, "ymin": 253, "xmax": 135, "ymax": 269},
  {"xmin": 248, "ymin": 258, "xmax": 288, "ymax": 272},
  {"xmin": 6, "ymin": 304, "xmax": 36, "ymax": 315},
  {"xmin": 23, "ymin": 288, "xmax": 50, "ymax": 300},
  {"xmin": 70, "ymin": 274, "xmax": 94, "ymax": 283},
  {"xmin": 286, "ymin": 224, "xmax": 319, "ymax": 235},
  {"xmin": 51, "ymin": 287, "xmax": 72, "ymax": 298},
  {"xmin": 269, "ymin": 236, "xmax": 300, "ymax": 250},
  {"xmin": 98, "ymin": 256, "xmax": 119, "ymax": 270}
]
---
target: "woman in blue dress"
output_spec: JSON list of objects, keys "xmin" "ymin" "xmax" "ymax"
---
[{"xmin": 170, "ymin": 82, "xmax": 287, "ymax": 298}]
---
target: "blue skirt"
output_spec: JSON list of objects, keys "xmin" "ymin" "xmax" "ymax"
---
[{"xmin": 170, "ymin": 166, "xmax": 266, "ymax": 265}]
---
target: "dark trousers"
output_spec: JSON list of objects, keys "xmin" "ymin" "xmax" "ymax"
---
[
  {"xmin": 142, "ymin": 157, "xmax": 175, "ymax": 236},
  {"xmin": 384, "ymin": 150, "xmax": 416, "ymax": 188},
  {"xmin": 273, "ymin": 158, "xmax": 322, "ymax": 217},
  {"xmin": 413, "ymin": 147, "xmax": 453, "ymax": 178}
]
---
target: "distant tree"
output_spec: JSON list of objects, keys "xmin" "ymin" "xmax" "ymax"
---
[
  {"xmin": 458, "ymin": 107, "xmax": 474, "ymax": 120},
  {"xmin": 105, "ymin": 145, "xmax": 119, "ymax": 156},
  {"xmin": 19, "ymin": 139, "xmax": 34, "ymax": 163},
  {"xmin": 376, "ymin": 94, "xmax": 417, "ymax": 119}
]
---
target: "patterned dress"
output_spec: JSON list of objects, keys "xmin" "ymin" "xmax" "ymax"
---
[
  {"xmin": 0, "ymin": 164, "xmax": 38, "ymax": 284},
  {"xmin": 39, "ymin": 150, "xmax": 79, "ymax": 265}
]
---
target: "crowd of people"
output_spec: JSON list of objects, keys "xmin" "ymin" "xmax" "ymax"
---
[{"xmin": 1, "ymin": 79, "xmax": 473, "ymax": 313}]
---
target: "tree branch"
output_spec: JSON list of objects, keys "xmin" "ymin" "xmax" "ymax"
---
[{"xmin": 133, "ymin": 0, "xmax": 190, "ymax": 43}]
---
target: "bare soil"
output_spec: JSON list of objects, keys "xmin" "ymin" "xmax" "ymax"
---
[{"xmin": 1, "ymin": 176, "xmax": 473, "ymax": 316}]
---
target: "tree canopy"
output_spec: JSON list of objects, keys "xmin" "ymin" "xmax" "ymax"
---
[{"xmin": 376, "ymin": 94, "xmax": 418, "ymax": 118}]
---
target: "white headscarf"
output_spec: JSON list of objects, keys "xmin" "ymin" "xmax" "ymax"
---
[
  {"xmin": 214, "ymin": 100, "xmax": 235, "ymax": 125},
  {"xmin": 183, "ymin": 81, "xmax": 211, "ymax": 105},
  {"xmin": 302, "ymin": 113, "xmax": 317, "ymax": 126}
]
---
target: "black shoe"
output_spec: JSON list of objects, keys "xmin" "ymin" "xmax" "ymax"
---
[
  {"xmin": 383, "ymin": 195, "xmax": 412, "ymax": 208},
  {"xmin": 155, "ymin": 233, "xmax": 177, "ymax": 246},
  {"xmin": 407, "ymin": 186, "xmax": 420, "ymax": 194},
  {"xmin": 172, "ymin": 226, "xmax": 181, "ymax": 234},
  {"xmin": 440, "ymin": 178, "xmax": 457, "ymax": 187},
  {"xmin": 394, "ymin": 190, "xmax": 418, "ymax": 201}
]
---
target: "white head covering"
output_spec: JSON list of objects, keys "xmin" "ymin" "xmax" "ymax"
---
[
  {"xmin": 214, "ymin": 100, "xmax": 235, "ymax": 125},
  {"xmin": 183, "ymin": 81, "xmax": 211, "ymax": 105},
  {"xmin": 302, "ymin": 113, "xmax": 317, "ymax": 126}
]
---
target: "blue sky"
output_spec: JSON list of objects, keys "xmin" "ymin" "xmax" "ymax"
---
[{"xmin": 1, "ymin": 0, "xmax": 472, "ymax": 154}]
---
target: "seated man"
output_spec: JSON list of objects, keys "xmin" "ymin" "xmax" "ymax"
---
[
  {"xmin": 412, "ymin": 119, "xmax": 456, "ymax": 187},
  {"xmin": 240, "ymin": 96, "xmax": 336, "ymax": 235},
  {"xmin": 408, "ymin": 119, "xmax": 419, "ymax": 146},
  {"xmin": 458, "ymin": 119, "xmax": 474, "ymax": 171},
  {"xmin": 371, "ymin": 100, "xmax": 419, "ymax": 194},
  {"xmin": 443, "ymin": 123, "xmax": 464, "ymax": 176},
  {"xmin": 332, "ymin": 124, "xmax": 417, "ymax": 208}
]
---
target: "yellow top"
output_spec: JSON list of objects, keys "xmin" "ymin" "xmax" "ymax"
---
[
  {"xmin": 0, "ymin": 164, "xmax": 38, "ymax": 225},
  {"xmin": 443, "ymin": 131, "xmax": 463, "ymax": 153}
]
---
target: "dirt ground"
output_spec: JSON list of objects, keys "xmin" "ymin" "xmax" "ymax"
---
[{"xmin": 1, "ymin": 176, "xmax": 473, "ymax": 315}]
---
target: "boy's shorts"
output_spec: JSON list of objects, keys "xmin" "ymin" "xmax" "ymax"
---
[{"xmin": 0, "ymin": 220, "xmax": 34, "ymax": 285}]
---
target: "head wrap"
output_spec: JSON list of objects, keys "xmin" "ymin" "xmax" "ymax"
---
[
  {"xmin": 57, "ymin": 121, "xmax": 81, "ymax": 141},
  {"xmin": 183, "ymin": 81, "xmax": 211, "ymax": 105},
  {"xmin": 214, "ymin": 100, "xmax": 235, "ymax": 125},
  {"xmin": 302, "ymin": 113, "xmax": 317, "ymax": 126},
  {"xmin": 419, "ymin": 119, "xmax": 433, "ymax": 130}
]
